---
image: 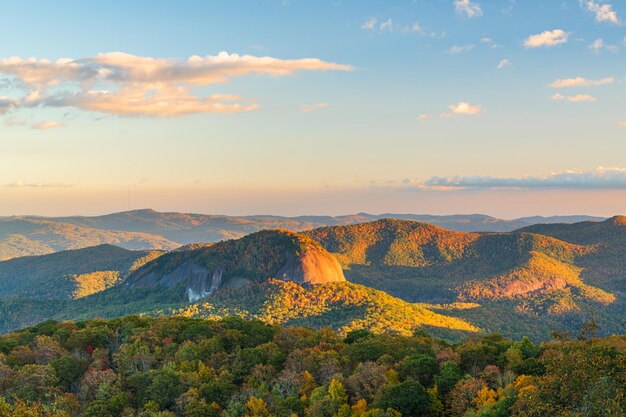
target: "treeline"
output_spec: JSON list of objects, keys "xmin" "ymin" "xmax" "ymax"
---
[{"xmin": 0, "ymin": 316, "xmax": 624, "ymax": 417}]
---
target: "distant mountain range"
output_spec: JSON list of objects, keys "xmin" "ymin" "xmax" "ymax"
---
[
  {"xmin": 0, "ymin": 215, "xmax": 624, "ymax": 340},
  {"xmin": 0, "ymin": 209, "xmax": 604, "ymax": 260}
]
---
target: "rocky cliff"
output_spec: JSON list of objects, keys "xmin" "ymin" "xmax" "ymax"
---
[{"xmin": 125, "ymin": 229, "xmax": 345, "ymax": 301}]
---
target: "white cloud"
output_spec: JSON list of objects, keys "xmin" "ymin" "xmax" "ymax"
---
[
  {"xmin": 551, "ymin": 93, "xmax": 597, "ymax": 103},
  {"xmin": 300, "ymin": 102, "xmax": 330, "ymax": 113},
  {"xmin": 524, "ymin": 29, "xmax": 569, "ymax": 48},
  {"xmin": 447, "ymin": 102, "xmax": 483, "ymax": 116},
  {"xmin": 618, "ymin": 121, "xmax": 626, "ymax": 127},
  {"xmin": 409, "ymin": 22, "xmax": 421, "ymax": 33},
  {"xmin": 5, "ymin": 180, "xmax": 73, "ymax": 188},
  {"xmin": 0, "ymin": 52, "xmax": 352, "ymax": 118},
  {"xmin": 447, "ymin": 44, "xmax": 475, "ymax": 54},
  {"xmin": 588, "ymin": 38, "xmax": 618, "ymax": 53},
  {"xmin": 549, "ymin": 76, "xmax": 614, "ymax": 88},
  {"xmin": 454, "ymin": 0, "xmax": 483, "ymax": 18},
  {"xmin": 404, "ymin": 167, "xmax": 626, "ymax": 190},
  {"xmin": 379, "ymin": 18, "xmax": 393, "ymax": 31},
  {"xmin": 0, "ymin": 96, "xmax": 19, "ymax": 114},
  {"xmin": 31, "ymin": 121, "xmax": 66, "ymax": 130},
  {"xmin": 361, "ymin": 18, "xmax": 377, "ymax": 30},
  {"xmin": 582, "ymin": 0, "xmax": 620, "ymax": 24},
  {"xmin": 497, "ymin": 59, "xmax": 511, "ymax": 69},
  {"xmin": 417, "ymin": 113, "xmax": 432, "ymax": 121}
]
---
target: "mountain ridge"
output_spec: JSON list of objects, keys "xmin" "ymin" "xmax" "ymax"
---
[{"xmin": 0, "ymin": 209, "xmax": 605, "ymax": 260}]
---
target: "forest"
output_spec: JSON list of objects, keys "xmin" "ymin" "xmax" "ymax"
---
[{"xmin": 0, "ymin": 316, "xmax": 623, "ymax": 417}]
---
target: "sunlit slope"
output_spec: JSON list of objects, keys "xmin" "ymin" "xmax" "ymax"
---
[
  {"xmin": 0, "ymin": 244, "xmax": 163, "ymax": 299},
  {"xmin": 0, "ymin": 217, "xmax": 178, "ymax": 260},
  {"xmin": 305, "ymin": 219, "xmax": 622, "ymax": 337},
  {"xmin": 173, "ymin": 279, "xmax": 479, "ymax": 338}
]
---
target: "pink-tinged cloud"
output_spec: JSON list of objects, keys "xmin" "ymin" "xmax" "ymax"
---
[
  {"xmin": 0, "ymin": 96, "xmax": 19, "ymax": 114},
  {"xmin": 31, "ymin": 121, "xmax": 66, "ymax": 130},
  {"xmin": 447, "ymin": 101, "xmax": 483, "ymax": 115},
  {"xmin": 582, "ymin": 0, "xmax": 620, "ymax": 24},
  {"xmin": 0, "ymin": 51, "xmax": 353, "ymax": 117},
  {"xmin": 551, "ymin": 93, "xmax": 597, "ymax": 103},
  {"xmin": 524, "ymin": 29, "xmax": 569, "ymax": 48},
  {"xmin": 549, "ymin": 76, "xmax": 614, "ymax": 88}
]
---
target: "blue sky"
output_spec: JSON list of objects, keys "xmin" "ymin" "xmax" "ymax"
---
[{"xmin": 1, "ymin": 0, "xmax": 625, "ymax": 217}]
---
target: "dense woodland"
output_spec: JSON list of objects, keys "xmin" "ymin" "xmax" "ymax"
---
[{"xmin": 0, "ymin": 316, "xmax": 624, "ymax": 417}]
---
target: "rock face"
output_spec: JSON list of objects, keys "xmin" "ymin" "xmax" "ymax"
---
[
  {"xmin": 275, "ymin": 250, "xmax": 345, "ymax": 285},
  {"xmin": 126, "ymin": 230, "xmax": 345, "ymax": 302}
]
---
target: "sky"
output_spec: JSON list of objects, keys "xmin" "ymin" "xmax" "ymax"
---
[{"xmin": 1, "ymin": 0, "xmax": 625, "ymax": 218}]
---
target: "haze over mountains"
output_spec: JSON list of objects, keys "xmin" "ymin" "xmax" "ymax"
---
[
  {"xmin": 0, "ymin": 209, "xmax": 604, "ymax": 261},
  {"xmin": 0, "ymin": 212, "xmax": 624, "ymax": 340}
]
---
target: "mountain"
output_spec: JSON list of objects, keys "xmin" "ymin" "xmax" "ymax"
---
[
  {"xmin": 0, "ymin": 228, "xmax": 479, "ymax": 338},
  {"xmin": 0, "ymin": 217, "xmax": 179, "ymax": 261},
  {"xmin": 0, "ymin": 209, "xmax": 604, "ymax": 260},
  {"xmin": 125, "ymin": 229, "xmax": 346, "ymax": 301},
  {"xmin": 173, "ymin": 279, "xmax": 478, "ymax": 339},
  {"xmin": 0, "ymin": 244, "xmax": 163, "ymax": 299},
  {"xmin": 0, "ymin": 245, "xmax": 164, "ymax": 332},
  {"xmin": 304, "ymin": 219, "xmax": 625, "ymax": 338},
  {"xmin": 517, "ymin": 215, "xmax": 626, "ymax": 245},
  {"xmin": 0, "ymin": 216, "xmax": 624, "ymax": 339}
]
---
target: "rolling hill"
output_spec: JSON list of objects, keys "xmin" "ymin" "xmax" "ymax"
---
[
  {"xmin": 0, "ymin": 229, "xmax": 478, "ymax": 338},
  {"xmin": 304, "ymin": 219, "xmax": 625, "ymax": 338},
  {"xmin": 0, "ymin": 209, "xmax": 603, "ymax": 260},
  {"xmin": 0, "ymin": 216, "xmax": 624, "ymax": 340},
  {"xmin": 0, "ymin": 217, "xmax": 178, "ymax": 261}
]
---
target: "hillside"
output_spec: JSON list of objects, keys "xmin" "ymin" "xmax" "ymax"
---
[
  {"xmin": 0, "ymin": 209, "xmax": 603, "ymax": 260},
  {"xmin": 174, "ymin": 279, "xmax": 478, "ymax": 338},
  {"xmin": 126, "ymin": 229, "xmax": 346, "ymax": 302},
  {"xmin": 0, "ymin": 244, "xmax": 163, "ymax": 300},
  {"xmin": 1, "ymin": 316, "xmax": 624, "ymax": 417},
  {"xmin": 305, "ymin": 219, "xmax": 624, "ymax": 338},
  {"xmin": 0, "ymin": 217, "xmax": 625, "ymax": 339},
  {"xmin": 0, "ymin": 229, "xmax": 482, "ymax": 338},
  {"xmin": 517, "ymin": 215, "xmax": 626, "ymax": 245},
  {"xmin": 0, "ymin": 217, "xmax": 179, "ymax": 261}
]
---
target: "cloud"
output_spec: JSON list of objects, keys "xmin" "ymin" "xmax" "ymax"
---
[
  {"xmin": 447, "ymin": 44, "xmax": 475, "ymax": 54},
  {"xmin": 0, "ymin": 96, "xmax": 19, "ymax": 114},
  {"xmin": 0, "ymin": 51, "xmax": 353, "ymax": 117},
  {"xmin": 408, "ymin": 22, "xmax": 421, "ymax": 33},
  {"xmin": 362, "ymin": 18, "xmax": 419, "ymax": 33},
  {"xmin": 404, "ymin": 167, "xmax": 626, "ymax": 190},
  {"xmin": 524, "ymin": 29, "xmax": 569, "ymax": 48},
  {"xmin": 497, "ymin": 59, "xmax": 511, "ymax": 69},
  {"xmin": 34, "ymin": 89, "xmax": 259, "ymax": 117},
  {"xmin": 454, "ymin": 0, "xmax": 483, "ymax": 18},
  {"xmin": 446, "ymin": 102, "xmax": 483, "ymax": 116},
  {"xmin": 31, "ymin": 121, "xmax": 66, "ymax": 130},
  {"xmin": 619, "ymin": 121, "xmax": 626, "ymax": 127},
  {"xmin": 361, "ymin": 18, "xmax": 377, "ymax": 30},
  {"xmin": 379, "ymin": 18, "xmax": 393, "ymax": 31},
  {"xmin": 581, "ymin": 0, "xmax": 620, "ymax": 24},
  {"xmin": 588, "ymin": 38, "xmax": 618, "ymax": 53},
  {"xmin": 5, "ymin": 180, "xmax": 73, "ymax": 188},
  {"xmin": 417, "ymin": 113, "xmax": 432, "ymax": 121},
  {"xmin": 551, "ymin": 93, "xmax": 597, "ymax": 103},
  {"xmin": 300, "ymin": 102, "xmax": 330, "ymax": 113},
  {"xmin": 549, "ymin": 76, "xmax": 614, "ymax": 88}
]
